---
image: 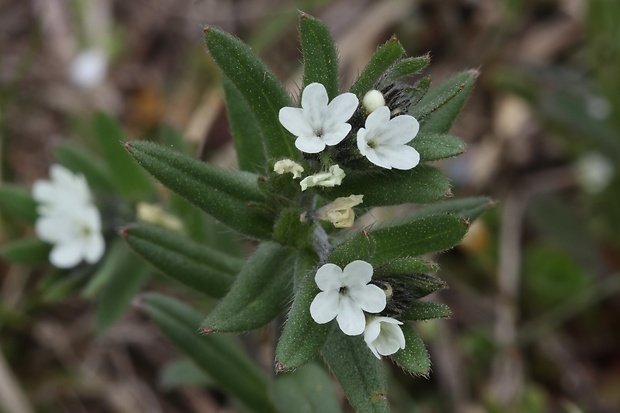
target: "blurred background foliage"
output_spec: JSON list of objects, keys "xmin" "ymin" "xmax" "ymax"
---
[{"xmin": 1, "ymin": 0, "xmax": 619, "ymax": 412}]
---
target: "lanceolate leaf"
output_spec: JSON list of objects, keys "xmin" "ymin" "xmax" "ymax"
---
[
  {"xmin": 329, "ymin": 231, "xmax": 376, "ymax": 267},
  {"xmin": 412, "ymin": 70, "xmax": 478, "ymax": 134},
  {"xmin": 322, "ymin": 328, "xmax": 389, "ymax": 413},
  {"xmin": 142, "ymin": 293, "xmax": 277, "ymax": 413},
  {"xmin": 201, "ymin": 242, "xmax": 295, "ymax": 332},
  {"xmin": 398, "ymin": 197, "xmax": 494, "ymax": 224},
  {"xmin": 371, "ymin": 214, "xmax": 468, "ymax": 263},
  {"xmin": 349, "ymin": 37, "xmax": 405, "ymax": 97},
  {"xmin": 374, "ymin": 257, "xmax": 439, "ymax": 276},
  {"xmin": 402, "ymin": 301, "xmax": 451, "ymax": 321},
  {"xmin": 204, "ymin": 26, "xmax": 296, "ymax": 160},
  {"xmin": 389, "ymin": 324, "xmax": 431, "ymax": 376},
  {"xmin": 413, "ymin": 133, "xmax": 466, "ymax": 162},
  {"xmin": 94, "ymin": 113, "xmax": 155, "ymax": 198},
  {"xmin": 299, "ymin": 12, "xmax": 339, "ymax": 99},
  {"xmin": 0, "ymin": 239, "xmax": 51, "ymax": 265},
  {"xmin": 223, "ymin": 76, "xmax": 268, "ymax": 174},
  {"xmin": 271, "ymin": 363, "xmax": 342, "ymax": 413},
  {"xmin": 386, "ymin": 56, "xmax": 430, "ymax": 81},
  {"xmin": 0, "ymin": 185, "xmax": 38, "ymax": 224},
  {"xmin": 122, "ymin": 224, "xmax": 240, "ymax": 298},
  {"xmin": 125, "ymin": 141, "xmax": 274, "ymax": 240},
  {"xmin": 329, "ymin": 165, "xmax": 450, "ymax": 207}
]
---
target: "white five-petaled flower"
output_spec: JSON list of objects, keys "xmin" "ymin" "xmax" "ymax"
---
[
  {"xmin": 279, "ymin": 83, "xmax": 359, "ymax": 154},
  {"xmin": 356, "ymin": 106, "xmax": 420, "ymax": 170},
  {"xmin": 364, "ymin": 316, "xmax": 406, "ymax": 359},
  {"xmin": 309, "ymin": 260, "xmax": 386, "ymax": 336},
  {"xmin": 33, "ymin": 164, "xmax": 105, "ymax": 268},
  {"xmin": 300, "ymin": 164, "xmax": 345, "ymax": 191}
]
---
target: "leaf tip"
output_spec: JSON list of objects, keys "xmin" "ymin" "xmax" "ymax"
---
[
  {"xmin": 299, "ymin": 10, "xmax": 309, "ymax": 20},
  {"xmin": 203, "ymin": 26, "xmax": 211, "ymax": 33},
  {"xmin": 274, "ymin": 361, "xmax": 287, "ymax": 373},
  {"xmin": 389, "ymin": 35, "xmax": 398, "ymax": 43},
  {"xmin": 444, "ymin": 188, "xmax": 453, "ymax": 198},
  {"xmin": 200, "ymin": 326, "xmax": 215, "ymax": 335},
  {"xmin": 119, "ymin": 226, "xmax": 130, "ymax": 238},
  {"xmin": 123, "ymin": 141, "xmax": 134, "ymax": 152}
]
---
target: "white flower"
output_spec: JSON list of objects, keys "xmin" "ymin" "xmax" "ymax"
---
[
  {"xmin": 356, "ymin": 106, "xmax": 420, "ymax": 170},
  {"xmin": 316, "ymin": 194, "xmax": 364, "ymax": 228},
  {"xmin": 574, "ymin": 152, "xmax": 614, "ymax": 194},
  {"xmin": 32, "ymin": 164, "xmax": 92, "ymax": 214},
  {"xmin": 69, "ymin": 49, "xmax": 108, "ymax": 88},
  {"xmin": 309, "ymin": 260, "xmax": 386, "ymax": 336},
  {"xmin": 279, "ymin": 83, "xmax": 359, "ymax": 153},
  {"xmin": 364, "ymin": 316, "xmax": 406, "ymax": 359},
  {"xmin": 33, "ymin": 164, "xmax": 105, "ymax": 268},
  {"xmin": 300, "ymin": 165, "xmax": 345, "ymax": 191},
  {"xmin": 273, "ymin": 159, "xmax": 304, "ymax": 179},
  {"xmin": 362, "ymin": 90, "xmax": 385, "ymax": 114},
  {"xmin": 35, "ymin": 204, "xmax": 105, "ymax": 268}
]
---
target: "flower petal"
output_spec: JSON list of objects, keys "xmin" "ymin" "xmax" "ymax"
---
[
  {"xmin": 314, "ymin": 263, "xmax": 343, "ymax": 291},
  {"xmin": 279, "ymin": 107, "xmax": 313, "ymax": 137},
  {"xmin": 364, "ymin": 106, "xmax": 390, "ymax": 132},
  {"xmin": 341, "ymin": 260, "xmax": 374, "ymax": 286},
  {"xmin": 301, "ymin": 83, "xmax": 328, "ymax": 131},
  {"xmin": 350, "ymin": 284, "xmax": 386, "ymax": 313},
  {"xmin": 85, "ymin": 233, "xmax": 105, "ymax": 263},
  {"xmin": 376, "ymin": 145, "xmax": 420, "ymax": 170},
  {"xmin": 377, "ymin": 115, "xmax": 419, "ymax": 145},
  {"xmin": 49, "ymin": 242, "xmax": 83, "ymax": 268},
  {"xmin": 310, "ymin": 290, "xmax": 340, "ymax": 324},
  {"xmin": 321, "ymin": 123, "xmax": 351, "ymax": 146},
  {"xmin": 336, "ymin": 296, "xmax": 366, "ymax": 336},
  {"xmin": 295, "ymin": 135, "xmax": 326, "ymax": 154},
  {"xmin": 325, "ymin": 92, "xmax": 358, "ymax": 125}
]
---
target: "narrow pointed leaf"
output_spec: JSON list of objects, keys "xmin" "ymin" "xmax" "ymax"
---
[
  {"xmin": 402, "ymin": 301, "xmax": 451, "ymax": 321},
  {"xmin": 202, "ymin": 242, "xmax": 295, "ymax": 332},
  {"xmin": 371, "ymin": 214, "xmax": 468, "ymax": 262},
  {"xmin": 125, "ymin": 141, "xmax": 273, "ymax": 239},
  {"xmin": 1, "ymin": 239, "xmax": 51, "ymax": 265},
  {"xmin": 350, "ymin": 37, "xmax": 405, "ymax": 96},
  {"xmin": 386, "ymin": 56, "xmax": 430, "ymax": 81},
  {"xmin": 412, "ymin": 70, "xmax": 478, "ymax": 134},
  {"xmin": 0, "ymin": 185, "xmax": 38, "ymax": 224},
  {"xmin": 399, "ymin": 197, "xmax": 494, "ymax": 224},
  {"xmin": 378, "ymin": 273, "xmax": 447, "ymax": 299},
  {"xmin": 204, "ymin": 26, "xmax": 296, "ymax": 160},
  {"xmin": 374, "ymin": 257, "xmax": 439, "ymax": 276},
  {"xmin": 299, "ymin": 12, "xmax": 339, "ymax": 99},
  {"xmin": 329, "ymin": 231, "xmax": 376, "ymax": 267},
  {"xmin": 160, "ymin": 359, "xmax": 213, "ymax": 389},
  {"xmin": 223, "ymin": 77, "xmax": 268, "ymax": 174},
  {"xmin": 389, "ymin": 324, "xmax": 431, "ymax": 376},
  {"xmin": 413, "ymin": 133, "xmax": 466, "ymax": 162},
  {"xmin": 96, "ymin": 250, "xmax": 150, "ymax": 333},
  {"xmin": 54, "ymin": 143, "xmax": 116, "ymax": 192},
  {"xmin": 122, "ymin": 224, "xmax": 240, "ymax": 298},
  {"xmin": 329, "ymin": 166, "xmax": 450, "ymax": 207},
  {"xmin": 276, "ymin": 257, "xmax": 328, "ymax": 372},
  {"xmin": 94, "ymin": 113, "xmax": 155, "ymax": 198},
  {"xmin": 142, "ymin": 293, "xmax": 277, "ymax": 413},
  {"xmin": 271, "ymin": 363, "xmax": 342, "ymax": 413},
  {"xmin": 322, "ymin": 328, "xmax": 389, "ymax": 413}
]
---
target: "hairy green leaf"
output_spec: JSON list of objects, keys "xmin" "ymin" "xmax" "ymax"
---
[
  {"xmin": 299, "ymin": 12, "xmax": 339, "ymax": 99},
  {"xmin": 389, "ymin": 324, "xmax": 431, "ymax": 376},
  {"xmin": 413, "ymin": 133, "xmax": 466, "ymax": 162},
  {"xmin": 125, "ymin": 141, "xmax": 274, "ymax": 239},
  {"xmin": 349, "ymin": 37, "xmax": 405, "ymax": 97},
  {"xmin": 329, "ymin": 231, "xmax": 376, "ymax": 267},
  {"xmin": 402, "ymin": 301, "xmax": 451, "ymax": 321},
  {"xmin": 374, "ymin": 257, "xmax": 439, "ymax": 276},
  {"xmin": 399, "ymin": 197, "xmax": 494, "ymax": 224},
  {"xmin": 386, "ymin": 55, "xmax": 430, "ymax": 81}
]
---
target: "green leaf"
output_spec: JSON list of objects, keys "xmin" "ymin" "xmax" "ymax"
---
[
  {"xmin": 271, "ymin": 363, "xmax": 342, "ymax": 413},
  {"xmin": 223, "ymin": 77, "xmax": 268, "ymax": 174},
  {"xmin": 321, "ymin": 327, "xmax": 389, "ymax": 413},
  {"xmin": 402, "ymin": 301, "xmax": 451, "ymax": 321},
  {"xmin": 272, "ymin": 208, "xmax": 314, "ymax": 249},
  {"xmin": 125, "ymin": 141, "xmax": 274, "ymax": 240},
  {"xmin": 122, "ymin": 224, "xmax": 239, "ymax": 298},
  {"xmin": 350, "ymin": 37, "xmax": 405, "ymax": 97},
  {"xmin": 378, "ymin": 273, "xmax": 447, "ymax": 299},
  {"xmin": 412, "ymin": 70, "xmax": 478, "ymax": 134},
  {"xmin": 96, "ymin": 250, "xmax": 150, "ymax": 333},
  {"xmin": 53, "ymin": 143, "xmax": 116, "ymax": 192},
  {"xmin": 142, "ymin": 293, "xmax": 277, "ymax": 413},
  {"xmin": 299, "ymin": 12, "xmax": 339, "ymax": 99},
  {"xmin": 204, "ymin": 26, "xmax": 296, "ymax": 160},
  {"xmin": 371, "ymin": 214, "xmax": 468, "ymax": 263},
  {"xmin": 390, "ymin": 324, "xmax": 431, "ymax": 376},
  {"xmin": 329, "ymin": 165, "xmax": 450, "ymax": 207},
  {"xmin": 160, "ymin": 359, "xmax": 213, "ymax": 389},
  {"xmin": 329, "ymin": 231, "xmax": 376, "ymax": 267},
  {"xmin": 94, "ymin": 113, "xmax": 156, "ymax": 198},
  {"xmin": 276, "ymin": 257, "xmax": 328, "ymax": 372},
  {"xmin": 0, "ymin": 239, "xmax": 51, "ymax": 265},
  {"xmin": 386, "ymin": 56, "xmax": 430, "ymax": 81},
  {"xmin": 413, "ymin": 133, "xmax": 466, "ymax": 162},
  {"xmin": 374, "ymin": 257, "xmax": 439, "ymax": 276},
  {"xmin": 399, "ymin": 197, "xmax": 494, "ymax": 224},
  {"xmin": 201, "ymin": 242, "xmax": 295, "ymax": 332},
  {"xmin": 0, "ymin": 185, "xmax": 38, "ymax": 224},
  {"xmin": 410, "ymin": 76, "xmax": 431, "ymax": 106},
  {"xmin": 82, "ymin": 239, "xmax": 126, "ymax": 298}
]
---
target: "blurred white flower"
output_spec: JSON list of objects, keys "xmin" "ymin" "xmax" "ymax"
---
[
  {"xmin": 357, "ymin": 106, "xmax": 420, "ymax": 170},
  {"xmin": 70, "ymin": 49, "xmax": 108, "ymax": 88},
  {"xmin": 279, "ymin": 83, "xmax": 358, "ymax": 153},
  {"xmin": 300, "ymin": 165, "xmax": 345, "ymax": 191},
  {"xmin": 574, "ymin": 152, "xmax": 614, "ymax": 194},
  {"xmin": 316, "ymin": 194, "xmax": 364, "ymax": 228},
  {"xmin": 33, "ymin": 164, "xmax": 105, "ymax": 268},
  {"xmin": 309, "ymin": 260, "xmax": 386, "ymax": 336},
  {"xmin": 364, "ymin": 316, "xmax": 406, "ymax": 359},
  {"xmin": 273, "ymin": 159, "xmax": 304, "ymax": 179}
]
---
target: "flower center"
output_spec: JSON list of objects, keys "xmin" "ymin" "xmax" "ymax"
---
[
  {"xmin": 79, "ymin": 223, "xmax": 92, "ymax": 237},
  {"xmin": 339, "ymin": 286, "xmax": 348, "ymax": 295},
  {"xmin": 367, "ymin": 138, "xmax": 377, "ymax": 149}
]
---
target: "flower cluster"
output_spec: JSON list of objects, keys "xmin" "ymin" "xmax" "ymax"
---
[
  {"xmin": 309, "ymin": 260, "xmax": 406, "ymax": 358},
  {"xmin": 33, "ymin": 164, "xmax": 105, "ymax": 268}
]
